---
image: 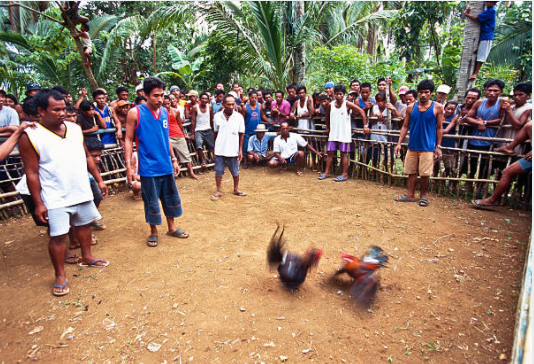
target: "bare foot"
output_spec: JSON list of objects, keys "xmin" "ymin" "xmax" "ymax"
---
[
  {"xmin": 190, "ymin": 173, "xmax": 200, "ymax": 180},
  {"xmin": 469, "ymin": 73, "xmax": 477, "ymax": 80},
  {"xmin": 296, "ymin": 170, "xmax": 303, "ymax": 176}
]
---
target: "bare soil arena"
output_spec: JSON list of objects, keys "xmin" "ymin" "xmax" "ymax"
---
[{"xmin": 0, "ymin": 167, "xmax": 530, "ymax": 363}]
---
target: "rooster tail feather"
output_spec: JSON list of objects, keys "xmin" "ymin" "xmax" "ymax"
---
[{"xmin": 267, "ymin": 224, "xmax": 285, "ymax": 267}]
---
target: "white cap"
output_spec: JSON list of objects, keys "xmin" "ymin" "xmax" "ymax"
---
[
  {"xmin": 436, "ymin": 84, "xmax": 451, "ymax": 94},
  {"xmin": 135, "ymin": 84, "xmax": 144, "ymax": 92}
]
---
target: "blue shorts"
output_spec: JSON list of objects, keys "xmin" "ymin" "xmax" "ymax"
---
[
  {"xmin": 140, "ymin": 175, "xmax": 183, "ymax": 226},
  {"xmin": 517, "ymin": 157, "xmax": 532, "ymax": 173},
  {"xmin": 214, "ymin": 156, "xmax": 240, "ymax": 178},
  {"xmin": 272, "ymin": 153, "xmax": 297, "ymax": 163},
  {"xmin": 194, "ymin": 130, "xmax": 215, "ymax": 151}
]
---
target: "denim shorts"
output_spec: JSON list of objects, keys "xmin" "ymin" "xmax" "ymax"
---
[
  {"xmin": 214, "ymin": 155, "xmax": 240, "ymax": 177},
  {"xmin": 272, "ymin": 153, "xmax": 297, "ymax": 164},
  {"xmin": 517, "ymin": 157, "xmax": 532, "ymax": 173},
  {"xmin": 140, "ymin": 174, "xmax": 183, "ymax": 226},
  {"xmin": 48, "ymin": 201, "xmax": 101, "ymax": 237},
  {"xmin": 194, "ymin": 130, "xmax": 215, "ymax": 151}
]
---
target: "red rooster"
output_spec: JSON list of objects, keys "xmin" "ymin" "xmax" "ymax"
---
[
  {"xmin": 333, "ymin": 246, "xmax": 388, "ymax": 303},
  {"xmin": 267, "ymin": 224, "xmax": 323, "ymax": 290}
]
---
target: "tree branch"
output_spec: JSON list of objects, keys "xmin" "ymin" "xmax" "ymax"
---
[{"xmin": 0, "ymin": 3, "xmax": 63, "ymax": 24}]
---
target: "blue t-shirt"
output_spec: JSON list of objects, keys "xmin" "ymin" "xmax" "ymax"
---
[
  {"xmin": 94, "ymin": 105, "xmax": 116, "ymax": 145},
  {"xmin": 478, "ymin": 7, "xmax": 496, "ymax": 41},
  {"xmin": 212, "ymin": 101, "xmax": 223, "ymax": 114},
  {"xmin": 244, "ymin": 103, "xmax": 261, "ymax": 134},
  {"xmin": 135, "ymin": 104, "xmax": 173, "ymax": 177},
  {"xmin": 358, "ymin": 97, "xmax": 376, "ymax": 109},
  {"xmin": 408, "ymin": 101, "xmax": 437, "ymax": 152}
]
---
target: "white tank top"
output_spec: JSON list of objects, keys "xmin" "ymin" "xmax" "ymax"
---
[
  {"xmin": 25, "ymin": 122, "xmax": 93, "ymax": 210},
  {"xmin": 194, "ymin": 104, "xmax": 211, "ymax": 131},
  {"xmin": 297, "ymin": 99, "xmax": 309, "ymax": 130},
  {"xmin": 328, "ymin": 100, "xmax": 352, "ymax": 143}
]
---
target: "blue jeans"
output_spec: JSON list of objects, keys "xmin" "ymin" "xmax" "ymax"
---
[{"xmin": 140, "ymin": 175, "xmax": 183, "ymax": 225}]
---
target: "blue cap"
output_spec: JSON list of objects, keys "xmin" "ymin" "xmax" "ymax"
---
[
  {"xmin": 26, "ymin": 82, "xmax": 41, "ymax": 91},
  {"xmin": 324, "ymin": 81, "xmax": 335, "ymax": 89},
  {"xmin": 169, "ymin": 85, "xmax": 180, "ymax": 92}
]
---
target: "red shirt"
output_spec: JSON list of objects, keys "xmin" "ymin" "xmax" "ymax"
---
[{"xmin": 168, "ymin": 109, "xmax": 184, "ymax": 138}]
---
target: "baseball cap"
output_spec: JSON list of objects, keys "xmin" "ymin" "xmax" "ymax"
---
[
  {"xmin": 186, "ymin": 90, "xmax": 199, "ymax": 97},
  {"xmin": 135, "ymin": 84, "xmax": 144, "ymax": 92},
  {"xmin": 436, "ymin": 84, "xmax": 451, "ymax": 94},
  {"xmin": 398, "ymin": 86, "xmax": 409, "ymax": 95},
  {"xmin": 26, "ymin": 83, "xmax": 41, "ymax": 92},
  {"xmin": 116, "ymin": 100, "xmax": 130, "ymax": 107},
  {"xmin": 170, "ymin": 85, "xmax": 180, "ymax": 93},
  {"xmin": 325, "ymin": 82, "xmax": 335, "ymax": 89},
  {"xmin": 348, "ymin": 90, "xmax": 358, "ymax": 96}
]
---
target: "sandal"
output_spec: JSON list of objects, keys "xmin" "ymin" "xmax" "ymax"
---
[
  {"xmin": 395, "ymin": 194, "xmax": 416, "ymax": 202},
  {"xmin": 418, "ymin": 197, "xmax": 429, "ymax": 207},
  {"xmin": 53, "ymin": 281, "xmax": 69, "ymax": 297},
  {"xmin": 79, "ymin": 258, "xmax": 109, "ymax": 268},
  {"xmin": 166, "ymin": 229, "xmax": 189, "ymax": 239},
  {"xmin": 64, "ymin": 255, "xmax": 82, "ymax": 264},
  {"xmin": 147, "ymin": 235, "xmax": 159, "ymax": 247},
  {"xmin": 90, "ymin": 221, "xmax": 106, "ymax": 230},
  {"xmin": 317, "ymin": 173, "xmax": 329, "ymax": 180},
  {"xmin": 234, "ymin": 191, "xmax": 247, "ymax": 197},
  {"xmin": 333, "ymin": 175, "xmax": 348, "ymax": 182}
]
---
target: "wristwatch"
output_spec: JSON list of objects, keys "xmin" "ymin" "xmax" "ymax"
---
[{"xmin": 483, "ymin": 120, "xmax": 487, "ymax": 125}]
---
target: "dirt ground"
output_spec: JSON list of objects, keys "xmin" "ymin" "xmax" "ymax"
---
[{"xmin": 0, "ymin": 167, "xmax": 531, "ymax": 363}]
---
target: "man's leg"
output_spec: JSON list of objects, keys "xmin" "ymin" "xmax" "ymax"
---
[
  {"xmin": 295, "ymin": 151, "xmax": 305, "ymax": 175},
  {"xmin": 140, "ymin": 176, "xmax": 163, "ymax": 245},
  {"xmin": 213, "ymin": 156, "xmax": 225, "ymax": 198},
  {"xmin": 229, "ymin": 157, "xmax": 246, "ymax": 196},
  {"xmin": 49, "ymin": 234, "xmax": 69, "ymax": 295},
  {"xmin": 77, "ymin": 224, "xmax": 107, "ymax": 266},
  {"xmin": 419, "ymin": 176, "xmax": 429, "ymax": 198},
  {"xmin": 476, "ymin": 162, "xmax": 525, "ymax": 205},
  {"xmin": 407, "ymin": 174, "xmax": 418, "ymax": 199},
  {"xmin": 186, "ymin": 162, "xmax": 199, "ymax": 180},
  {"xmin": 324, "ymin": 150, "xmax": 335, "ymax": 176},
  {"xmin": 341, "ymin": 152, "xmax": 349, "ymax": 178},
  {"xmin": 497, "ymin": 121, "xmax": 532, "ymax": 154},
  {"xmin": 470, "ymin": 61, "xmax": 483, "ymax": 80}
]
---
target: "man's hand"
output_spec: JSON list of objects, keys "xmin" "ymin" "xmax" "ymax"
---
[
  {"xmin": 394, "ymin": 144, "xmax": 402, "ymax": 157},
  {"xmin": 364, "ymin": 102, "xmax": 373, "ymax": 110},
  {"xmin": 34, "ymin": 203, "xmax": 48, "ymax": 224},
  {"xmin": 434, "ymin": 147, "xmax": 442, "ymax": 161},
  {"xmin": 386, "ymin": 76, "xmax": 392, "ymax": 85},
  {"xmin": 98, "ymin": 180, "xmax": 108, "ymax": 198},
  {"xmin": 126, "ymin": 166, "xmax": 134, "ymax": 186},
  {"xmin": 116, "ymin": 130, "xmax": 123, "ymax": 140},
  {"xmin": 325, "ymin": 128, "xmax": 330, "ymax": 135},
  {"xmin": 464, "ymin": 6, "xmax": 471, "ymax": 15},
  {"xmin": 173, "ymin": 160, "xmax": 180, "ymax": 176},
  {"xmin": 377, "ymin": 112, "xmax": 384, "ymax": 121},
  {"xmin": 477, "ymin": 124, "xmax": 487, "ymax": 132},
  {"xmin": 80, "ymin": 88, "xmax": 88, "ymax": 98},
  {"xmin": 363, "ymin": 126, "xmax": 370, "ymax": 135},
  {"xmin": 502, "ymin": 100, "xmax": 511, "ymax": 113},
  {"xmin": 237, "ymin": 151, "xmax": 243, "ymax": 163},
  {"xmin": 316, "ymin": 151, "xmax": 324, "ymax": 158},
  {"xmin": 17, "ymin": 121, "xmax": 36, "ymax": 133},
  {"xmin": 525, "ymin": 151, "xmax": 532, "ymax": 161},
  {"xmin": 279, "ymin": 157, "xmax": 287, "ymax": 165},
  {"xmin": 386, "ymin": 103, "xmax": 396, "ymax": 111}
]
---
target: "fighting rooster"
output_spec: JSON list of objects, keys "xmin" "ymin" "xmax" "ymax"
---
[
  {"xmin": 267, "ymin": 224, "xmax": 323, "ymax": 290},
  {"xmin": 333, "ymin": 246, "xmax": 388, "ymax": 303}
]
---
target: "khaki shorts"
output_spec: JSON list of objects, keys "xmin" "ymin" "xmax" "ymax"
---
[
  {"xmin": 404, "ymin": 149, "xmax": 434, "ymax": 177},
  {"xmin": 170, "ymin": 136, "xmax": 192, "ymax": 164}
]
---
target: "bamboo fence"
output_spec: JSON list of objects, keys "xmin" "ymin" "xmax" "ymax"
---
[{"xmin": 0, "ymin": 116, "xmax": 530, "ymax": 219}]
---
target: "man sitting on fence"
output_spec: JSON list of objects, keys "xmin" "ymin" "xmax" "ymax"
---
[
  {"xmin": 269, "ymin": 122, "xmax": 323, "ymax": 176},
  {"xmin": 473, "ymin": 121, "xmax": 532, "ymax": 207},
  {"xmin": 18, "ymin": 89, "xmax": 110, "ymax": 296},
  {"xmin": 496, "ymin": 82, "xmax": 532, "ymax": 153},
  {"xmin": 395, "ymin": 79, "xmax": 444, "ymax": 207},
  {"xmin": 318, "ymin": 84, "xmax": 368, "ymax": 182}
]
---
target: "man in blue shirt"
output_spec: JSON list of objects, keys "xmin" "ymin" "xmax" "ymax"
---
[
  {"xmin": 464, "ymin": 1, "xmax": 498, "ymax": 80},
  {"xmin": 247, "ymin": 124, "xmax": 277, "ymax": 165}
]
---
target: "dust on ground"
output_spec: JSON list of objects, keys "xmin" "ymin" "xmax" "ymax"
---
[{"xmin": 0, "ymin": 167, "xmax": 530, "ymax": 363}]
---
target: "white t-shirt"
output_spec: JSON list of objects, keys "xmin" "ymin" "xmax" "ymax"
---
[
  {"xmin": 0, "ymin": 106, "xmax": 19, "ymax": 128},
  {"xmin": 213, "ymin": 110, "xmax": 245, "ymax": 157},
  {"xmin": 273, "ymin": 133, "xmax": 308, "ymax": 159},
  {"xmin": 370, "ymin": 105, "xmax": 389, "ymax": 142},
  {"xmin": 25, "ymin": 122, "xmax": 93, "ymax": 210},
  {"xmin": 328, "ymin": 100, "xmax": 352, "ymax": 143}
]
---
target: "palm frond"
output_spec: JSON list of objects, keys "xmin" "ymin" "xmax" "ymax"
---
[{"xmin": 87, "ymin": 14, "xmax": 118, "ymax": 38}]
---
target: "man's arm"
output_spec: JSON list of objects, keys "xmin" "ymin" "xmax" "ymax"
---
[
  {"xmin": 0, "ymin": 122, "xmax": 33, "ymax": 161},
  {"xmin": 435, "ymin": 104, "xmax": 444, "ymax": 160},
  {"xmin": 237, "ymin": 133, "xmax": 244, "ymax": 162},
  {"xmin": 209, "ymin": 105, "xmax": 214, "ymax": 130},
  {"xmin": 110, "ymin": 107, "xmax": 122, "ymax": 140},
  {"xmin": 324, "ymin": 103, "xmax": 331, "ymax": 135},
  {"xmin": 443, "ymin": 114, "xmax": 459, "ymax": 134},
  {"xmin": 85, "ymin": 143, "xmax": 108, "ymax": 198},
  {"xmin": 387, "ymin": 77, "xmax": 397, "ymax": 104},
  {"xmin": 0, "ymin": 125, "xmax": 19, "ymax": 137},
  {"xmin": 347, "ymin": 102, "xmax": 369, "ymax": 134},
  {"xmin": 395, "ymin": 104, "xmax": 412, "ymax": 156},
  {"xmin": 464, "ymin": 100, "xmax": 484, "ymax": 126},
  {"xmin": 124, "ymin": 107, "xmax": 138, "ymax": 184},
  {"xmin": 18, "ymin": 133, "xmax": 48, "ymax": 223},
  {"xmin": 503, "ymin": 101, "xmax": 531, "ymax": 129},
  {"xmin": 75, "ymin": 88, "xmax": 88, "ymax": 109},
  {"xmin": 190, "ymin": 106, "xmax": 197, "ymax": 139}
]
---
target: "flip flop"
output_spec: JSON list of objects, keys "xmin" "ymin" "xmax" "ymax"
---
[
  {"xmin": 79, "ymin": 258, "xmax": 110, "ymax": 267},
  {"xmin": 418, "ymin": 197, "xmax": 429, "ymax": 207},
  {"xmin": 395, "ymin": 194, "xmax": 416, "ymax": 202},
  {"xmin": 53, "ymin": 281, "xmax": 69, "ymax": 297},
  {"xmin": 234, "ymin": 191, "xmax": 247, "ymax": 197},
  {"xmin": 333, "ymin": 175, "xmax": 348, "ymax": 182},
  {"xmin": 166, "ymin": 229, "xmax": 189, "ymax": 239},
  {"xmin": 210, "ymin": 194, "xmax": 221, "ymax": 201},
  {"xmin": 317, "ymin": 173, "xmax": 329, "ymax": 180},
  {"xmin": 147, "ymin": 235, "xmax": 159, "ymax": 247},
  {"xmin": 90, "ymin": 221, "xmax": 106, "ymax": 230},
  {"xmin": 471, "ymin": 200, "xmax": 498, "ymax": 209},
  {"xmin": 91, "ymin": 234, "xmax": 98, "ymax": 246}
]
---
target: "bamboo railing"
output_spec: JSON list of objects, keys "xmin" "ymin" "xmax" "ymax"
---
[{"xmin": 0, "ymin": 115, "xmax": 531, "ymax": 219}]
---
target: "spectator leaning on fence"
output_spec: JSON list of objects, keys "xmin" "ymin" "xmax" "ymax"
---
[
  {"xmin": 496, "ymin": 82, "xmax": 532, "ymax": 153},
  {"xmin": 395, "ymin": 79, "xmax": 444, "ymax": 207},
  {"xmin": 0, "ymin": 89, "xmax": 20, "ymax": 137}
]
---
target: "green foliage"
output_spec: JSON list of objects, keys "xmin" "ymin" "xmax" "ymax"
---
[
  {"xmin": 307, "ymin": 45, "xmax": 407, "ymax": 92},
  {"xmin": 156, "ymin": 44, "xmax": 208, "ymax": 91},
  {"xmin": 475, "ymin": 63, "xmax": 519, "ymax": 96},
  {"xmin": 434, "ymin": 24, "xmax": 464, "ymax": 90}
]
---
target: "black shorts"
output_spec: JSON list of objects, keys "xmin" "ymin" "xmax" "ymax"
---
[{"xmin": 90, "ymin": 179, "xmax": 104, "ymax": 205}]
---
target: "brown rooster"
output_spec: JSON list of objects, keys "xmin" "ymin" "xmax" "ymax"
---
[{"xmin": 267, "ymin": 224, "xmax": 323, "ymax": 290}]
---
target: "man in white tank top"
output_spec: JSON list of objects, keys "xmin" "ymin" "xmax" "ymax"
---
[
  {"xmin": 18, "ymin": 90, "xmax": 109, "ymax": 297},
  {"xmin": 318, "ymin": 84, "xmax": 368, "ymax": 182},
  {"xmin": 289, "ymin": 86, "xmax": 315, "ymax": 132},
  {"xmin": 190, "ymin": 92, "xmax": 215, "ymax": 167}
]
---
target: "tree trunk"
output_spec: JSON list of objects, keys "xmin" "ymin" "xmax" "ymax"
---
[
  {"xmin": 454, "ymin": 1, "xmax": 484, "ymax": 103},
  {"xmin": 293, "ymin": 1, "xmax": 305, "ymax": 86},
  {"xmin": 60, "ymin": 10, "xmax": 99, "ymax": 90}
]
